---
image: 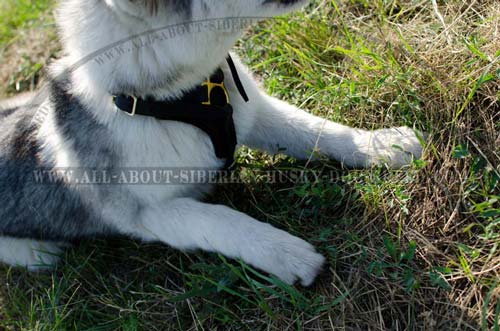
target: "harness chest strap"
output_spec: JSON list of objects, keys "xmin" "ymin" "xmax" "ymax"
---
[{"xmin": 113, "ymin": 55, "xmax": 248, "ymax": 169}]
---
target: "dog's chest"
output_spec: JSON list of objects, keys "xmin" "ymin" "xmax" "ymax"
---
[{"xmin": 115, "ymin": 116, "xmax": 224, "ymax": 202}]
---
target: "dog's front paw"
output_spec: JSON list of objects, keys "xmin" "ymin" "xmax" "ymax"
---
[
  {"xmin": 245, "ymin": 229, "xmax": 325, "ymax": 286},
  {"xmin": 365, "ymin": 126, "xmax": 424, "ymax": 168},
  {"xmin": 23, "ymin": 241, "xmax": 63, "ymax": 271},
  {"xmin": 0, "ymin": 238, "xmax": 63, "ymax": 271}
]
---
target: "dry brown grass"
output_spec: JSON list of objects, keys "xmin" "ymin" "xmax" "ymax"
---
[{"xmin": 314, "ymin": 0, "xmax": 500, "ymax": 328}]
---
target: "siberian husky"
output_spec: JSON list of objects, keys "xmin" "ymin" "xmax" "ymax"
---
[{"xmin": 0, "ymin": 0, "xmax": 423, "ymax": 286}]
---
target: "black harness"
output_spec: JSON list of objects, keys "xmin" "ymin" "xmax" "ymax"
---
[{"xmin": 113, "ymin": 56, "xmax": 248, "ymax": 169}]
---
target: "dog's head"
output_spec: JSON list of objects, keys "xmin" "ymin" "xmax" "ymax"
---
[{"xmin": 57, "ymin": 0, "xmax": 308, "ymax": 97}]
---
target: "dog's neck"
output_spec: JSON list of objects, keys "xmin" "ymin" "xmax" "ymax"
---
[
  {"xmin": 50, "ymin": 56, "xmax": 229, "ymax": 125},
  {"xmin": 52, "ymin": 0, "xmax": 242, "ymax": 124}
]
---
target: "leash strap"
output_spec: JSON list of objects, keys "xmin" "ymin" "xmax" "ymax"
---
[{"xmin": 226, "ymin": 54, "xmax": 249, "ymax": 102}]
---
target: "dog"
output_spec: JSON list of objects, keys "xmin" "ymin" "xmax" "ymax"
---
[{"xmin": 0, "ymin": 0, "xmax": 423, "ymax": 286}]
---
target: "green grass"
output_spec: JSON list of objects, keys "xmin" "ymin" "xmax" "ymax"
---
[
  {"xmin": 0, "ymin": 0, "xmax": 52, "ymax": 45},
  {"xmin": 1, "ymin": 0, "xmax": 499, "ymax": 330},
  {"xmin": 0, "ymin": 0, "xmax": 57, "ymax": 97}
]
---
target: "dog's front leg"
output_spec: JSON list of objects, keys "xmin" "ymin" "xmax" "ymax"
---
[
  {"xmin": 229, "ymin": 58, "xmax": 423, "ymax": 168},
  {"xmin": 127, "ymin": 198, "xmax": 325, "ymax": 286}
]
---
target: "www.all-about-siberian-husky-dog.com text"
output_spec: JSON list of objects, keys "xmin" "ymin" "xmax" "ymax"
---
[{"xmin": 0, "ymin": 0, "xmax": 423, "ymax": 286}]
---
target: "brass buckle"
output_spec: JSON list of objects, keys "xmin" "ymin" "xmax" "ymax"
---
[{"xmin": 201, "ymin": 80, "xmax": 230, "ymax": 106}]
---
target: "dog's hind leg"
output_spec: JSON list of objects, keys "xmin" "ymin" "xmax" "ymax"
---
[
  {"xmin": 122, "ymin": 198, "xmax": 325, "ymax": 286},
  {"xmin": 0, "ymin": 237, "xmax": 62, "ymax": 270}
]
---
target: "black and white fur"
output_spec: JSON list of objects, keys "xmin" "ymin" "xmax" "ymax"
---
[{"xmin": 0, "ymin": 0, "xmax": 423, "ymax": 285}]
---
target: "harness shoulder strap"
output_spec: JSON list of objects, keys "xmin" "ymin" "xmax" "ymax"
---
[{"xmin": 113, "ymin": 56, "xmax": 248, "ymax": 170}]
